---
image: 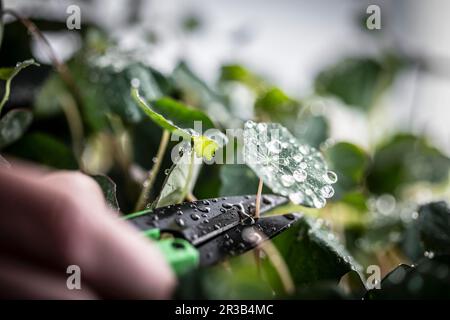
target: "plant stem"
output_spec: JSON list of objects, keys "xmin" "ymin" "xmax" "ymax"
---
[
  {"xmin": 0, "ymin": 75, "xmax": 11, "ymax": 114},
  {"xmin": 0, "ymin": 9, "xmax": 84, "ymax": 163},
  {"xmin": 59, "ymin": 94, "xmax": 84, "ymax": 169},
  {"xmin": 3, "ymin": 9, "xmax": 86, "ymax": 129},
  {"xmin": 259, "ymin": 240, "xmax": 295, "ymax": 295},
  {"xmin": 181, "ymin": 150, "xmax": 196, "ymax": 202},
  {"xmin": 135, "ymin": 130, "xmax": 170, "ymax": 211},
  {"xmin": 254, "ymin": 177, "xmax": 264, "ymax": 218},
  {"xmin": 186, "ymin": 192, "xmax": 197, "ymax": 202}
]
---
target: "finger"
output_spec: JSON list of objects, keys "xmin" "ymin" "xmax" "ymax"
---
[
  {"xmin": 80, "ymin": 215, "xmax": 177, "ymax": 299},
  {"xmin": 0, "ymin": 256, "xmax": 98, "ymax": 299},
  {"xmin": 0, "ymin": 169, "xmax": 176, "ymax": 299},
  {"xmin": 0, "ymin": 169, "xmax": 105, "ymax": 267},
  {"xmin": 2, "ymin": 157, "xmax": 52, "ymax": 178}
]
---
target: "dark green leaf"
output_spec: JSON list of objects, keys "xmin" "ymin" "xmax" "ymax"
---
[
  {"xmin": 366, "ymin": 134, "xmax": 450, "ymax": 195},
  {"xmin": 296, "ymin": 114, "xmax": 329, "ymax": 148},
  {"xmin": 366, "ymin": 257, "xmax": 450, "ymax": 299},
  {"xmin": 91, "ymin": 174, "xmax": 120, "ymax": 211},
  {"xmin": 325, "ymin": 142, "xmax": 369, "ymax": 199},
  {"xmin": 5, "ymin": 132, "xmax": 78, "ymax": 169},
  {"xmin": 264, "ymin": 216, "xmax": 360, "ymax": 289},
  {"xmin": 172, "ymin": 62, "xmax": 234, "ymax": 126},
  {"xmin": 418, "ymin": 201, "xmax": 450, "ymax": 255},
  {"xmin": 219, "ymin": 164, "xmax": 260, "ymax": 196},
  {"xmin": 0, "ymin": 109, "xmax": 33, "ymax": 149},
  {"xmin": 34, "ymin": 73, "xmax": 68, "ymax": 118},
  {"xmin": 315, "ymin": 57, "xmax": 397, "ymax": 111}
]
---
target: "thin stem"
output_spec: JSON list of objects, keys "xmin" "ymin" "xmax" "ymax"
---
[
  {"xmin": 0, "ymin": 75, "xmax": 11, "ymax": 113},
  {"xmin": 259, "ymin": 240, "xmax": 295, "ymax": 295},
  {"xmin": 3, "ymin": 9, "xmax": 85, "ymax": 130},
  {"xmin": 254, "ymin": 177, "xmax": 264, "ymax": 218},
  {"xmin": 181, "ymin": 150, "xmax": 196, "ymax": 202},
  {"xmin": 135, "ymin": 130, "xmax": 170, "ymax": 211},
  {"xmin": 59, "ymin": 94, "xmax": 84, "ymax": 169},
  {"xmin": 186, "ymin": 192, "xmax": 197, "ymax": 202}
]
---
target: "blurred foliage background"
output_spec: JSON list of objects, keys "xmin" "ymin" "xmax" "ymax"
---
[{"xmin": 1, "ymin": 0, "xmax": 450, "ymax": 299}]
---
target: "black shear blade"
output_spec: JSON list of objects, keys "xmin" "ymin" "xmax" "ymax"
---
[
  {"xmin": 197, "ymin": 212, "xmax": 302, "ymax": 267},
  {"xmin": 128, "ymin": 194, "xmax": 288, "ymax": 246}
]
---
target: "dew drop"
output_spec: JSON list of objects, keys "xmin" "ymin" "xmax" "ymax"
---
[
  {"xmin": 293, "ymin": 169, "xmax": 307, "ymax": 182},
  {"xmin": 299, "ymin": 145, "xmax": 309, "ymax": 155},
  {"xmin": 131, "ymin": 78, "xmax": 141, "ymax": 88},
  {"xmin": 293, "ymin": 154, "xmax": 303, "ymax": 162},
  {"xmin": 222, "ymin": 203, "xmax": 233, "ymax": 209},
  {"xmin": 281, "ymin": 174, "xmax": 295, "ymax": 187},
  {"xmin": 313, "ymin": 196, "xmax": 326, "ymax": 208},
  {"xmin": 320, "ymin": 185, "xmax": 335, "ymax": 198},
  {"xmin": 262, "ymin": 196, "xmax": 273, "ymax": 205},
  {"xmin": 164, "ymin": 169, "xmax": 170, "ymax": 175},
  {"xmin": 424, "ymin": 251, "xmax": 435, "ymax": 259},
  {"xmin": 324, "ymin": 170, "xmax": 338, "ymax": 184},
  {"xmin": 190, "ymin": 213, "xmax": 200, "ymax": 221},
  {"xmin": 175, "ymin": 218, "xmax": 185, "ymax": 227},
  {"xmin": 267, "ymin": 140, "xmax": 282, "ymax": 154},
  {"xmin": 198, "ymin": 206, "xmax": 211, "ymax": 213},
  {"xmin": 245, "ymin": 120, "xmax": 255, "ymax": 129},
  {"xmin": 299, "ymin": 162, "xmax": 307, "ymax": 170},
  {"xmin": 257, "ymin": 123, "xmax": 267, "ymax": 132}
]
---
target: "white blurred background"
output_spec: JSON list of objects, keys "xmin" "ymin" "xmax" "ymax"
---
[{"xmin": 5, "ymin": 0, "xmax": 450, "ymax": 153}]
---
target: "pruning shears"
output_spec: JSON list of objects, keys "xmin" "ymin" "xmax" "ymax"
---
[{"xmin": 123, "ymin": 195, "xmax": 301, "ymax": 276}]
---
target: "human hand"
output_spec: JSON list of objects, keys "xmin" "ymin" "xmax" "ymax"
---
[{"xmin": 0, "ymin": 163, "xmax": 176, "ymax": 299}]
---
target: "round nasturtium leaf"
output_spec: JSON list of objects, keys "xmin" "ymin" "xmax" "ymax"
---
[{"xmin": 243, "ymin": 120, "xmax": 337, "ymax": 208}]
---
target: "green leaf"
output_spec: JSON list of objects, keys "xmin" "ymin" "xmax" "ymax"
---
[
  {"xmin": 182, "ymin": 15, "xmax": 202, "ymax": 33},
  {"xmin": 296, "ymin": 114, "xmax": 329, "ymax": 148},
  {"xmin": 56, "ymin": 40, "xmax": 168, "ymax": 132},
  {"xmin": 366, "ymin": 258, "xmax": 450, "ymax": 299},
  {"xmin": 155, "ymin": 145, "xmax": 201, "ymax": 208},
  {"xmin": 418, "ymin": 201, "xmax": 450, "ymax": 255},
  {"xmin": 264, "ymin": 216, "xmax": 360, "ymax": 289},
  {"xmin": 366, "ymin": 134, "xmax": 450, "ymax": 195},
  {"xmin": 219, "ymin": 64, "xmax": 267, "ymax": 93},
  {"xmin": 219, "ymin": 164, "xmax": 261, "ymax": 196},
  {"xmin": 0, "ymin": 109, "xmax": 33, "ymax": 149},
  {"xmin": 325, "ymin": 142, "xmax": 369, "ymax": 199},
  {"xmin": 243, "ymin": 121, "xmax": 337, "ymax": 208},
  {"xmin": 131, "ymin": 87, "xmax": 223, "ymax": 159},
  {"xmin": 172, "ymin": 62, "xmax": 234, "ymax": 126},
  {"xmin": 5, "ymin": 132, "xmax": 78, "ymax": 169},
  {"xmin": 91, "ymin": 174, "xmax": 120, "ymax": 211},
  {"xmin": 34, "ymin": 73, "xmax": 68, "ymax": 118},
  {"xmin": 314, "ymin": 57, "xmax": 397, "ymax": 111},
  {"xmin": 0, "ymin": 59, "xmax": 39, "ymax": 112}
]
